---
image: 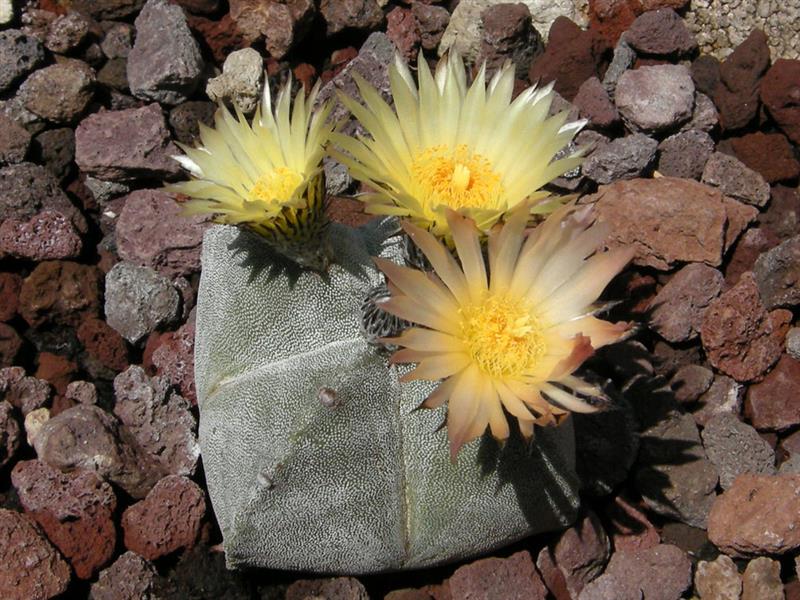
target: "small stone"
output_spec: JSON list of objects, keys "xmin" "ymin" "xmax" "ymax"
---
[
  {"xmin": 75, "ymin": 103, "xmax": 181, "ymax": 183},
  {"xmin": 573, "ymin": 76, "xmax": 619, "ymax": 129},
  {"xmin": 761, "ymin": 59, "xmax": 800, "ymax": 145},
  {"xmin": 753, "ymin": 235, "xmax": 800, "ymax": 309},
  {"xmin": 602, "ymin": 544, "xmax": 692, "ymax": 600},
  {"xmin": 626, "ymin": 8, "xmax": 696, "ymax": 56},
  {"xmin": 0, "ymin": 29, "xmax": 45, "ymax": 93},
  {"xmin": 320, "ymin": 0, "xmax": 384, "ymax": 36},
  {"xmin": 97, "ymin": 57, "xmax": 129, "ymax": 91},
  {"xmin": 700, "ymin": 273, "xmax": 783, "ymax": 383},
  {"xmin": 0, "ymin": 114, "xmax": 32, "ymax": 165},
  {"xmin": 386, "ymin": 7, "xmax": 419, "ymax": 63},
  {"xmin": 65, "ymin": 380, "xmax": 98, "ymax": 405},
  {"xmin": 787, "ymin": 328, "xmax": 800, "ymax": 360},
  {"xmin": 127, "ymin": 0, "xmax": 204, "ymax": 105},
  {"xmin": 152, "ymin": 319, "xmax": 196, "ymax": 404},
  {"xmin": 528, "ymin": 16, "xmax": 607, "ymax": 101},
  {"xmin": 286, "ymin": 577, "xmax": 370, "ymax": 600},
  {"xmin": 77, "ymin": 317, "xmax": 129, "ymax": 373},
  {"xmin": 692, "ymin": 374, "xmax": 742, "ymax": 428},
  {"xmin": 670, "ymin": 364, "xmax": 714, "ymax": 404},
  {"xmin": 0, "ymin": 508, "xmax": 71, "ymax": 600},
  {"xmin": 449, "ymin": 550, "xmax": 548, "ymax": 600},
  {"xmin": 0, "ymin": 272, "xmax": 21, "ymax": 323},
  {"xmin": 701, "ymin": 152, "xmax": 771, "ymax": 207},
  {"xmin": 701, "ymin": 412, "xmax": 776, "ymax": 489},
  {"xmin": 708, "ymin": 473, "xmax": 800, "ymax": 556},
  {"xmin": 691, "ymin": 54, "xmax": 720, "ymax": 96},
  {"xmin": 713, "ymin": 30, "xmax": 770, "ymax": 131},
  {"xmin": 1, "ymin": 368, "xmax": 52, "ymax": 416},
  {"xmin": 615, "ymin": 65, "xmax": 695, "ymax": 133},
  {"xmin": 20, "ymin": 60, "xmax": 95, "ymax": 124},
  {"xmin": 84, "ymin": 176, "xmax": 130, "ymax": 205},
  {"xmin": 731, "ymin": 131, "xmax": 800, "ymax": 184},
  {"xmin": 742, "ymin": 557, "xmax": 783, "ymax": 600},
  {"xmin": 582, "ymin": 133, "xmax": 656, "ymax": 184},
  {"xmin": 681, "ymin": 92, "xmax": 719, "ymax": 132},
  {"xmin": 536, "ymin": 512, "xmax": 610, "ymax": 598},
  {"xmin": 45, "ymin": 11, "xmax": 91, "ymax": 54},
  {"xmin": 478, "ymin": 3, "xmax": 543, "ymax": 79},
  {"xmin": 412, "ymin": 3, "xmax": 449, "ymax": 52},
  {"xmin": 656, "ymin": 130, "xmax": 714, "ymax": 180},
  {"xmin": 589, "ymin": 177, "xmax": 749, "ymax": 270},
  {"xmin": 649, "ymin": 263, "xmax": 723, "ymax": 343},
  {"xmin": 636, "ymin": 412, "xmax": 718, "ymax": 528},
  {"xmin": 32, "ymin": 128, "xmax": 76, "ymax": 182},
  {"xmin": 105, "ymin": 262, "xmax": 180, "ymax": 344},
  {"xmin": 33, "ymin": 404, "xmax": 162, "ymax": 499},
  {"xmin": 694, "ymin": 555, "xmax": 742, "ymax": 600},
  {"xmin": 91, "ymin": 551, "xmax": 158, "ymax": 600},
  {"xmin": 11, "ymin": 459, "xmax": 117, "ymax": 579},
  {"xmin": 205, "ymin": 48, "xmax": 263, "ymax": 114},
  {"xmin": 35, "ymin": 352, "xmax": 77, "ymax": 397},
  {"xmin": 116, "ymin": 189, "xmax": 210, "ymax": 278},
  {"xmin": 19, "ymin": 261, "xmax": 102, "ymax": 328},
  {"xmin": 578, "ymin": 574, "xmax": 642, "ymax": 600},
  {"xmin": 602, "ymin": 38, "xmax": 636, "ymax": 99},
  {"xmin": 168, "ymin": 100, "xmax": 215, "ymax": 145},
  {"xmin": 725, "ymin": 227, "xmax": 780, "ymax": 287},
  {"xmin": 122, "ymin": 475, "xmax": 205, "ymax": 560},
  {"xmin": 100, "ymin": 22, "xmax": 133, "ymax": 59},
  {"xmin": 24, "ymin": 407, "xmax": 50, "ymax": 447},
  {"xmin": 746, "ymin": 355, "xmax": 800, "ymax": 432},
  {"xmin": 0, "ymin": 400, "xmax": 20, "ymax": 469},
  {"xmin": 0, "ymin": 323, "xmax": 21, "ymax": 366},
  {"xmin": 114, "ymin": 365, "xmax": 199, "ymax": 477},
  {"xmin": 0, "ymin": 211, "xmax": 83, "ymax": 260}
]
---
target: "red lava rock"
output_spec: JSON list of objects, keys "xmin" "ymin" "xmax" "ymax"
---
[
  {"xmin": 77, "ymin": 317, "xmax": 129, "ymax": 373},
  {"xmin": 293, "ymin": 62, "xmax": 316, "ymax": 90},
  {"xmin": 746, "ymin": 355, "xmax": 800, "ymax": 431},
  {"xmin": 65, "ymin": 380, "xmax": 98, "ymax": 405},
  {"xmin": 18, "ymin": 260, "xmax": 102, "ymax": 328},
  {"xmin": 625, "ymin": 8, "xmax": 696, "ymax": 57},
  {"xmin": 448, "ymin": 550, "xmax": 548, "ymax": 599},
  {"xmin": 649, "ymin": 263, "xmax": 724, "ymax": 343},
  {"xmin": 589, "ymin": 177, "xmax": 755, "ymax": 270},
  {"xmin": 753, "ymin": 235, "xmax": 800, "ymax": 309},
  {"xmin": 0, "ymin": 323, "xmax": 22, "ymax": 367},
  {"xmin": 328, "ymin": 196, "xmax": 372, "ymax": 227},
  {"xmin": 74, "ymin": 103, "xmax": 181, "ymax": 183},
  {"xmin": 188, "ymin": 13, "xmax": 248, "ymax": 65},
  {"xmin": 0, "ymin": 113, "xmax": 32, "ymax": 165},
  {"xmin": 573, "ymin": 76, "xmax": 619, "ymax": 129},
  {"xmin": 114, "ymin": 365, "xmax": 199, "ymax": 476},
  {"xmin": 761, "ymin": 59, "xmax": 800, "ymax": 145},
  {"xmin": 411, "ymin": 3, "xmax": 449, "ymax": 52},
  {"xmin": 286, "ymin": 577, "xmax": 370, "ymax": 600},
  {"xmin": 602, "ymin": 544, "xmax": 692, "ymax": 600},
  {"xmin": 151, "ymin": 319, "xmax": 196, "ymax": 404},
  {"xmin": 579, "ymin": 573, "xmax": 643, "ymax": 600},
  {"xmin": 713, "ymin": 29, "xmax": 771, "ymax": 131},
  {"xmin": 122, "ymin": 475, "xmax": 206, "ymax": 560},
  {"xmin": 588, "ymin": 0, "xmax": 642, "ymax": 48},
  {"xmin": 0, "ymin": 400, "xmax": 20, "ymax": 469},
  {"xmin": 479, "ymin": 2, "xmax": 542, "ymax": 79},
  {"xmin": 529, "ymin": 17, "xmax": 609, "ymax": 102},
  {"xmin": 602, "ymin": 495, "xmax": 660, "ymax": 553},
  {"xmin": 760, "ymin": 185, "xmax": 800, "ymax": 241},
  {"xmin": 0, "ymin": 272, "xmax": 21, "ymax": 322},
  {"xmin": 0, "ymin": 508, "xmax": 71, "ymax": 600},
  {"xmin": 536, "ymin": 512, "xmax": 610, "ymax": 599},
  {"xmin": 0, "ymin": 210, "xmax": 82, "ymax": 260},
  {"xmin": 700, "ymin": 272, "xmax": 783, "ymax": 382},
  {"xmin": 691, "ymin": 54, "xmax": 721, "ymax": 96},
  {"xmin": 116, "ymin": 189, "xmax": 210, "ymax": 278},
  {"xmin": 35, "ymin": 352, "xmax": 77, "ymax": 397},
  {"xmin": 90, "ymin": 551, "xmax": 159, "ymax": 600},
  {"xmin": 725, "ymin": 227, "xmax": 781, "ymax": 287},
  {"xmin": 708, "ymin": 474, "xmax": 800, "ymax": 556},
  {"xmin": 386, "ymin": 7, "xmax": 419, "ymax": 62},
  {"xmin": 730, "ymin": 131, "xmax": 800, "ymax": 184},
  {"xmin": 11, "ymin": 459, "xmax": 117, "ymax": 579},
  {"xmin": 1, "ymin": 367, "xmax": 52, "ymax": 416},
  {"xmin": 33, "ymin": 404, "xmax": 163, "ymax": 499},
  {"xmin": 320, "ymin": 0, "xmax": 384, "ymax": 36}
]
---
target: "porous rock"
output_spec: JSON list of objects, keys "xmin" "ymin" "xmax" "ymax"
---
[
  {"xmin": 701, "ymin": 152, "xmax": 770, "ymax": 207},
  {"xmin": 0, "ymin": 211, "xmax": 83, "ymax": 261},
  {"xmin": 319, "ymin": 0, "xmax": 383, "ymax": 36},
  {"xmin": 0, "ymin": 368, "xmax": 52, "ymax": 416},
  {"xmin": 745, "ymin": 355, "xmax": 800, "ymax": 431},
  {"xmin": 657, "ymin": 129, "xmax": 714, "ymax": 180},
  {"xmin": 286, "ymin": 577, "xmax": 369, "ymax": 600},
  {"xmin": 602, "ymin": 544, "xmax": 692, "ymax": 600},
  {"xmin": 90, "ymin": 551, "xmax": 159, "ymax": 600},
  {"xmin": 742, "ymin": 557, "xmax": 783, "ymax": 600},
  {"xmin": 582, "ymin": 133, "xmax": 656, "ymax": 184},
  {"xmin": 573, "ymin": 76, "xmax": 619, "ymax": 129},
  {"xmin": 694, "ymin": 554, "xmax": 741, "ymax": 600},
  {"xmin": 615, "ymin": 65, "xmax": 695, "ymax": 133},
  {"xmin": 478, "ymin": 2, "xmax": 543, "ymax": 79},
  {"xmin": 205, "ymin": 47, "xmax": 263, "ymax": 114},
  {"xmin": 761, "ymin": 59, "xmax": 800, "ymax": 144},
  {"xmin": 412, "ymin": 3, "xmax": 449, "ymax": 52},
  {"xmin": 701, "ymin": 412, "xmax": 775, "ymax": 489},
  {"xmin": 692, "ymin": 374, "xmax": 742, "ymax": 427},
  {"xmin": 625, "ymin": 8, "xmax": 697, "ymax": 56},
  {"xmin": 0, "ymin": 400, "xmax": 19, "ymax": 468},
  {"xmin": 449, "ymin": 550, "xmax": 548, "ymax": 600},
  {"xmin": 753, "ymin": 235, "xmax": 800, "ymax": 309},
  {"xmin": 730, "ymin": 131, "xmax": 800, "ymax": 184},
  {"xmin": 20, "ymin": 60, "xmax": 95, "ymax": 124},
  {"xmin": 19, "ymin": 261, "xmax": 101, "ymax": 328},
  {"xmin": 151, "ymin": 319, "xmax": 196, "ymax": 404},
  {"xmin": 45, "ymin": 11, "xmax": 91, "ymax": 54},
  {"xmin": 0, "ymin": 114, "xmax": 32, "ymax": 165},
  {"xmin": 228, "ymin": 0, "xmax": 314, "ymax": 56},
  {"xmin": 32, "ymin": 128, "xmax": 76, "ymax": 182},
  {"xmin": 0, "ymin": 29, "xmax": 45, "ymax": 93}
]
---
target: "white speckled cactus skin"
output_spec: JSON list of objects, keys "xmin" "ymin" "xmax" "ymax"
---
[{"xmin": 195, "ymin": 219, "xmax": 582, "ymax": 574}]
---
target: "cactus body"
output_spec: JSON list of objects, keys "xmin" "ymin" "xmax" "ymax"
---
[{"xmin": 195, "ymin": 220, "xmax": 581, "ymax": 573}]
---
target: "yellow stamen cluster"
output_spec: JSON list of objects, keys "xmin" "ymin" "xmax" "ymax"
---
[
  {"xmin": 458, "ymin": 294, "xmax": 545, "ymax": 378},
  {"xmin": 410, "ymin": 145, "xmax": 504, "ymax": 212},
  {"xmin": 248, "ymin": 167, "xmax": 304, "ymax": 205}
]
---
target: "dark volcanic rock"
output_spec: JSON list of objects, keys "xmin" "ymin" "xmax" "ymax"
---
[
  {"xmin": 625, "ymin": 9, "xmax": 696, "ymax": 57},
  {"xmin": 761, "ymin": 59, "xmax": 800, "ymax": 145},
  {"xmin": 656, "ymin": 130, "xmax": 714, "ymax": 180},
  {"xmin": 320, "ymin": 0, "xmax": 384, "ymax": 36},
  {"xmin": 602, "ymin": 544, "xmax": 692, "ymax": 600},
  {"xmin": 286, "ymin": 577, "xmax": 370, "ymax": 600},
  {"xmin": 615, "ymin": 65, "xmax": 695, "ymax": 133},
  {"xmin": 745, "ymin": 355, "xmax": 800, "ymax": 432},
  {"xmin": 701, "ymin": 152, "xmax": 771, "ymax": 207},
  {"xmin": 730, "ymin": 131, "xmax": 800, "ymax": 184},
  {"xmin": 701, "ymin": 412, "xmax": 776, "ymax": 489},
  {"xmin": 412, "ymin": 3, "xmax": 449, "ymax": 52},
  {"xmin": 91, "ymin": 551, "xmax": 159, "ymax": 600},
  {"xmin": 752, "ymin": 235, "xmax": 800, "ymax": 309},
  {"xmin": 0, "ymin": 30, "xmax": 45, "ymax": 93},
  {"xmin": 713, "ymin": 29, "xmax": 770, "ymax": 131},
  {"xmin": 19, "ymin": 261, "xmax": 102, "ymax": 328},
  {"xmin": 0, "ymin": 114, "xmax": 32, "ymax": 165},
  {"xmin": 0, "ymin": 400, "xmax": 20, "ymax": 469},
  {"xmin": 573, "ymin": 76, "xmax": 620, "ymax": 130},
  {"xmin": 479, "ymin": 2, "xmax": 543, "ymax": 79},
  {"xmin": 582, "ymin": 134, "xmax": 657, "ymax": 184},
  {"xmin": 449, "ymin": 550, "xmax": 548, "ymax": 600},
  {"xmin": 20, "ymin": 59, "xmax": 96, "ymax": 124}
]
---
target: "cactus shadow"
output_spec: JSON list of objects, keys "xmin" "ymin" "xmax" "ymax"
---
[{"xmin": 227, "ymin": 228, "xmax": 306, "ymax": 287}]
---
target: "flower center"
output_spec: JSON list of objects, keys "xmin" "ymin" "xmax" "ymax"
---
[
  {"xmin": 248, "ymin": 167, "xmax": 303, "ymax": 204},
  {"xmin": 410, "ymin": 144, "xmax": 504, "ymax": 211},
  {"xmin": 459, "ymin": 294, "xmax": 546, "ymax": 378}
]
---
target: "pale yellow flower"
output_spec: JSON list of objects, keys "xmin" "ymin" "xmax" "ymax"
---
[
  {"xmin": 332, "ymin": 53, "xmax": 585, "ymax": 238},
  {"xmin": 377, "ymin": 205, "xmax": 633, "ymax": 460},
  {"xmin": 168, "ymin": 78, "xmax": 335, "ymax": 268}
]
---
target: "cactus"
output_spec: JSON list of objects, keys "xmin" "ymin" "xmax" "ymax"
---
[{"xmin": 195, "ymin": 219, "xmax": 581, "ymax": 573}]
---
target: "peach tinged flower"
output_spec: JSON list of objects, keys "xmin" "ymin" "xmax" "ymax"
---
[{"xmin": 377, "ymin": 205, "xmax": 633, "ymax": 460}]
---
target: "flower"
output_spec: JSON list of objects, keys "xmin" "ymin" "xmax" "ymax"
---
[
  {"xmin": 331, "ymin": 53, "xmax": 586, "ymax": 238},
  {"xmin": 168, "ymin": 78, "xmax": 336, "ymax": 269},
  {"xmin": 376, "ymin": 205, "xmax": 633, "ymax": 460}
]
